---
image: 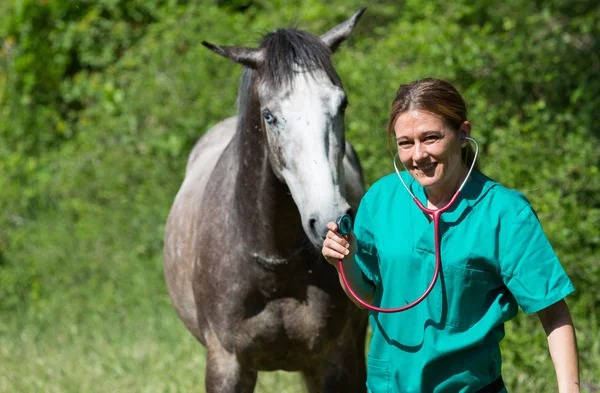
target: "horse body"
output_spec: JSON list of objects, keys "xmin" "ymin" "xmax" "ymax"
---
[{"xmin": 164, "ymin": 9, "xmax": 368, "ymax": 393}]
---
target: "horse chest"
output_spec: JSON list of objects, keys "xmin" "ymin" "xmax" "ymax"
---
[
  {"xmin": 232, "ymin": 296, "xmax": 341, "ymax": 368},
  {"xmin": 219, "ymin": 265, "xmax": 346, "ymax": 358}
]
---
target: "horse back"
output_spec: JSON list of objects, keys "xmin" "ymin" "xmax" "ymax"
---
[{"xmin": 163, "ymin": 116, "xmax": 237, "ymax": 340}]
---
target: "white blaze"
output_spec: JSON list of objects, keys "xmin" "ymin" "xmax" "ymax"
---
[{"xmin": 258, "ymin": 70, "xmax": 350, "ymax": 244}]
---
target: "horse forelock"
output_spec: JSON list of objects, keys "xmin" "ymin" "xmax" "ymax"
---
[
  {"xmin": 258, "ymin": 29, "xmax": 342, "ymax": 89},
  {"xmin": 235, "ymin": 29, "xmax": 342, "ymax": 129}
]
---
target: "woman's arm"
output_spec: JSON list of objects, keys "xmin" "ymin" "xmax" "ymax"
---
[
  {"xmin": 335, "ymin": 244, "xmax": 376, "ymax": 309},
  {"xmin": 322, "ymin": 223, "xmax": 376, "ymax": 308},
  {"xmin": 537, "ymin": 299, "xmax": 580, "ymax": 393}
]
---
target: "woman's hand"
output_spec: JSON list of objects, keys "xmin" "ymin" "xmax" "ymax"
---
[
  {"xmin": 321, "ymin": 221, "xmax": 355, "ymax": 266},
  {"xmin": 321, "ymin": 221, "xmax": 374, "ymax": 308}
]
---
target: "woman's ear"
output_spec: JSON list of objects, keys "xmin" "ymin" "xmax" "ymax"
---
[{"xmin": 459, "ymin": 121, "xmax": 471, "ymax": 147}]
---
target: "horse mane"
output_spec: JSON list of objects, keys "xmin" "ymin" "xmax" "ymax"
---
[{"xmin": 236, "ymin": 28, "xmax": 342, "ymax": 118}]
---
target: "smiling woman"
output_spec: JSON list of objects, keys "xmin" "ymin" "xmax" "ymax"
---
[
  {"xmin": 393, "ymin": 109, "xmax": 468, "ymax": 207},
  {"xmin": 321, "ymin": 78, "xmax": 580, "ymax": 393},
  {"xmin": 388, "ymin": 78, "xmax": 479, "ymax": 175}
]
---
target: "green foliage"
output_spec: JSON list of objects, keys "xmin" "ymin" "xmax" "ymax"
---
[{"xmin": 1, "ymin": 1, "xmax": 599, "ymax": 392}]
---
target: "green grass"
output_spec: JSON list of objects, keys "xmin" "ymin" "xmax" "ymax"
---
[
  {"xmin": 0, "ymin": 210, "xmax": 599, "ymax": 393},
  {"xmin": 2, "ymin": 294, "xmax": 598, "ymax": 392},
  {"xmin": 0, "ymin": 298, "xmax": 306, "ymax": 393},
  {"xmin": 0, "ymin": 209, "xmax": 308, "ymax": 393}
]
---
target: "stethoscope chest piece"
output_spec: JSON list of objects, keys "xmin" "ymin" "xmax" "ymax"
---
[{"xmin": 335, "ymin": 214, "xmax": 353, "ymax": 237}]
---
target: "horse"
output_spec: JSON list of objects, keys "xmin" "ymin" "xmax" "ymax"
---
[{"xmin": 163, "ymin": 8, "xmax": 368, "ymax": 393}]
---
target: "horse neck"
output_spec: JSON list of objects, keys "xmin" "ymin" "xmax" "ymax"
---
[{"xmin": 231, "ymin": 85, "xmax": 307, "ymax": 255}]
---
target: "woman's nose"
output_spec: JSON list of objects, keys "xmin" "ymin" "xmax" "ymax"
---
[{"xmin": 413, "ymin": 142, "xmax": 428, "ymax": 161}]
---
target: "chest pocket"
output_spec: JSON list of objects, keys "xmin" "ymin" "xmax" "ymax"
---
[{"xmin": 437, "ymin": 259, "xmax": 497, "ymax": 328}]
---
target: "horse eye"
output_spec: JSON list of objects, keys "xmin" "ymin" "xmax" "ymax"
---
[{"xmin": 262, "ymin": 109, "xmax": 276, "ymax": 125}]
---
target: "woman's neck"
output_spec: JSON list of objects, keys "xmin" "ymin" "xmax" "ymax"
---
[{"xmin": 426, "ymin": 164, "xmax": 469, "ymax": 209}]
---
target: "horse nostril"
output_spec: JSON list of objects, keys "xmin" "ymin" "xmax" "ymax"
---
[
  {"xmin": 309, "ymin": 217, "xmax": 317, "ymax": 231},
  {"xmin": 345, "ymin": 208, "xmax": 355, "ymax": 219},
  {"xmin": 308, "ymin": 216, "xmax": 324, "ymax": 240}
]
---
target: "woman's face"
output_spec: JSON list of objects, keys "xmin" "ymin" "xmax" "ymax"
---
[{"xmin": 394, "ymin": 109, "xmax": 469, "ymax": 195}]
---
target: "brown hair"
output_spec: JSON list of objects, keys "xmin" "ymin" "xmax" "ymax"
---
[{"xmin": 386, "ymin": 78, "xmax": 479, "ymax": 171}]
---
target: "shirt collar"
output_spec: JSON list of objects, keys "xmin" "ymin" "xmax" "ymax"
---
[{"xmin": 408, "ymin": 171, "xmax": 493, "ymax": 224}]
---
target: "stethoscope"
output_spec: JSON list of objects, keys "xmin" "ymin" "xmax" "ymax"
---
[{"xmin": 336, "ymin": 135, "xmax": 479, "ymax": 313}]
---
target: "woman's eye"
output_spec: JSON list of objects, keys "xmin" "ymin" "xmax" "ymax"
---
[
  {"xmin": 424, "ymin": 135, "xmax": 439, "ymax": 143},
  {"xmin": 262, "ymin": 109, "xmax": 276, "ymax": 125},
  {"xmin": 398, "ymin": 141, "xmax": 412, "ymax": 149}
]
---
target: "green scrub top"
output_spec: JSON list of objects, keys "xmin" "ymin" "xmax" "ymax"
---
[{"xmin": 354, "ymin": 170, "xmax": 574, "ymax": 393}]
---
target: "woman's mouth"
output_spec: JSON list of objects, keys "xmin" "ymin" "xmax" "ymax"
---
[{"xmin": 415, "ymin": 162, "xmax": 438, "ymax": 173}]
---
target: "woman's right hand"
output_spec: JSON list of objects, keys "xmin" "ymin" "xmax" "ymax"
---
[
  {"xmin": 321, "ymin": 221, "xmax": 355, "ymax": 266},
  {"xmin": 322, "ymin": 221, "xmax": 375, "ymax": 308}
]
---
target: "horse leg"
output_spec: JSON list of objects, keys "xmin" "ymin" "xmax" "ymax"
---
[
  {"xmin": 204, "ymin": 338, "xmax": 257, "ymax": 393},
  {"xmin": 301, "ymin": 343, "xmax": 367, "ymax": 393}
]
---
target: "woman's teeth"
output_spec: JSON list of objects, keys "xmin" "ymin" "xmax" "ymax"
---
[{"xmin": 418, "ymin": 163, "xmax": 437, "ymax": 172}]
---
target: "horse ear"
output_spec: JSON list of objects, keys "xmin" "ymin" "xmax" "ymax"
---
[
  {"xmin": 202, "ymin": 41, "xmax": 264, "ymax": 69},
  {"xmin": 320, "ymin": 6, "xmax": 366, "ymax": 53}
]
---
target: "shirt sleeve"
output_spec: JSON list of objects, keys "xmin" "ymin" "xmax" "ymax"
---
[
  {"xmin": 501, "ymin": 205, "xmax": 575, "ymax": 314},
  {"xmin": 353, "ymin": 196, "xmax": 381, "ymax": 287}
]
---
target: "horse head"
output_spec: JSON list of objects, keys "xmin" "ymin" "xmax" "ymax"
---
[{"xmin": 202, "ymin": 8, "xmax": 365, "ymax": 247}]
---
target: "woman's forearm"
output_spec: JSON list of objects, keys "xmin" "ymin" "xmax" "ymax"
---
[
  {"xmin": 548, "ymin": 323, "xmax": 579, "ymax": 393},
  {"xmin": 336, "ymin": 255, "xmax": 376, "ymax": 309},
  {"xmin": 537, "ymin": 300, "xmax": 580, "ymax": 393}
]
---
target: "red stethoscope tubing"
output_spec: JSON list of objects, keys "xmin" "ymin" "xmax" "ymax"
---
[{"xmin": 337, "ymin": 190, "xmax": 461, "ymax": 313}]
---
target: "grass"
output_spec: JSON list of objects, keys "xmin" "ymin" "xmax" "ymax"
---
[
  {"xmin": 0, "ymin": 298, "xmax": 306, "ymax": 393},
  {"xmin": 0, "ymin": 210, "xmax": 307, "ymax": 393},
  {"xmin": 2, "ymin": 294, "xmax": 598, "ymax": 392},
  {"xmin": 0, "ymin": 210, "xmax": 598, "ymax": 393}
]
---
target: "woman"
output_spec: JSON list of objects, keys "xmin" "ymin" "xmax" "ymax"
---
[{"xmin": 322, "ymin": 78, "xmax": 579, "ymax": 393}]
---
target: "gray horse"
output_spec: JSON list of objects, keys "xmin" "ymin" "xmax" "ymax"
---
[{"xmin": 164, "ymin": 8, "xmax": 368, "ymax": 393}]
